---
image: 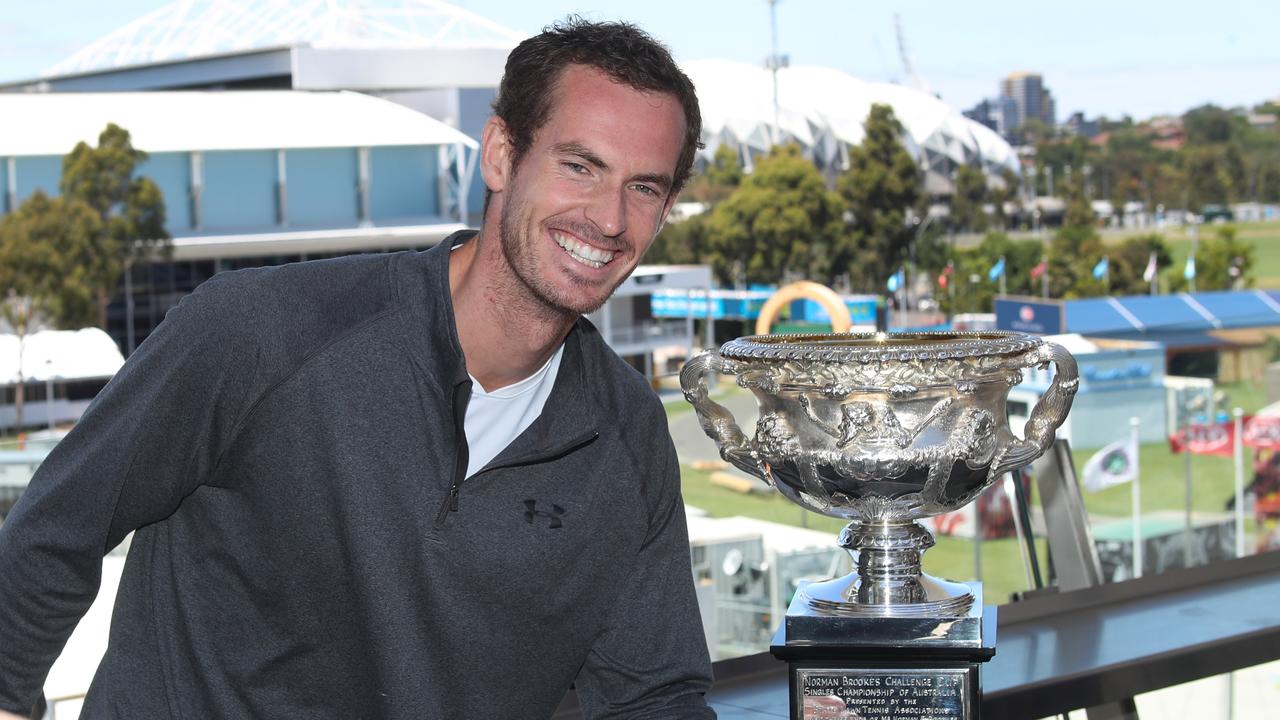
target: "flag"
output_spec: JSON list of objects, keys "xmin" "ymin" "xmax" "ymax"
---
[
  {"xmin": 1184, "ymin": 254, "xmax": 1196, "ymax": 280},
  {"xmin": 1244, "ymin": 415, "xmax": 1280, "ymax": 449},
  {"xmin": 1143, "ymin": 252, "xmax": 1157, "ymax": 283},
  {"xmin": 1029, "ymin": 260, "xmax": 1047, "ymax": 280},
  {"xmin": 938, "ymin": 261, "xmax": 953, "ymax": 289},
  {"xmin": 886, "ymin": 268, "xmax": 904, "ymax": 292},
  {"xmin": 1092, "ymin": 256, "xmax": 1109, "ymax": 280},
  {"xmin": 1169, "ymin": 421, "xmax": 1241, "ymax": 457},
  {"xmin": 1083, "ymin": 433, "xmax": 1139, "ymax": 492},
  {"xmin": 987, "ymin": 257, "xmax": 1006, "ymax": 282}
]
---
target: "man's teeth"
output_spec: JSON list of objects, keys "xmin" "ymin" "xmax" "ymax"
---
[{"xmin": 554, "ymin": 233, "xmax": 616, "ymax": 269}]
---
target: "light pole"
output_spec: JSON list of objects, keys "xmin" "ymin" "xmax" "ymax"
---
[
  {"xmin": 765, "ymin": 0, "xmax": 788, "ymax": 146},
  {"xmin": 44, "ymin": 359, "xmax": 55, "ymax": 431}
]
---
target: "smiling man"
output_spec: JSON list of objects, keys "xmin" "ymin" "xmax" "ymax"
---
[{"xmin": 0, "ymin": 18, "xmax": 713, "ymax": 720}]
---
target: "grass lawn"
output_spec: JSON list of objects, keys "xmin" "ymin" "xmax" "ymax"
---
[
  {"xmin": 1157, "ymin": 221, "xmax": 1280, "ymax": 289},
  {"xmin": 1071, "ymin": 441, "xmax": 1243, "ymax": 517}
]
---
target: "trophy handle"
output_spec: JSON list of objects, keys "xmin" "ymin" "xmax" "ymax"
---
[
  {"xmin": 679, "ymin": 351, "xmax": 771, "ymax": 483},
  {"xmin": 993, "ymin": 341, "xmax": 1080, "ymax": 476}
]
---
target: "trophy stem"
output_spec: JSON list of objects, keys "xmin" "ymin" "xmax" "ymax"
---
[
  {"xmin": 839, "ymin": 520, "xmax": 933, "ymax": 605},
  {"xmin": 797, "ymin": 518, "xmax": 975, "ymax": 618}
]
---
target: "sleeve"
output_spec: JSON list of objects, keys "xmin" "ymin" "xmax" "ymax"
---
[
  {"xmin": 572, "ymin": 437, "xmax": 717, "ymax": 720},
  {"xmin": 0, "ymin": 274, "xmax": 262, "ymax": 715}
]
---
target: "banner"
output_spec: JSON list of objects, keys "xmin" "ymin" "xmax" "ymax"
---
[
  {"xmin": 1244, "ymin": 415, "xmax": 1280, "ymax": 449},
  {"xmin": 1169, "ymin": 420, "xmax": 1247, "ymax": 456},
  {"xmin": 1083, "ymin": 434, "xmax": 1139, "ymax": 492}
]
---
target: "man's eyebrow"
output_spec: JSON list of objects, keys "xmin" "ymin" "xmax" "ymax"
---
[{"xmin": 552, "ymin": 142, "xmax": 609, "ymax": 170}]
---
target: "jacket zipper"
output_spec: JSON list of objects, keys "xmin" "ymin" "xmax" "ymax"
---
[{"xmin": 434, "ymin": 379, "xmax": 472, "ymax": 529}]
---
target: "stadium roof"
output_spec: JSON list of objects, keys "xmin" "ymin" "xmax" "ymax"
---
[
  {"xmin": 1066, "ymin": 291, "xmax": 1280, "ymax": 335},
  {"xmin": 681, "ymin": 59, "xmax": 1020, "ymax": 190},
  {"xmin": 0, "ymin": 90, "xmax": 477, "ymax": 156},
  {"xmin": 998, "ymin": 291, "xmax": 1280, "ymax": 345},
  {"xmin": 43, "ymin": 0, "xmax": 524, "ymax": 78}
]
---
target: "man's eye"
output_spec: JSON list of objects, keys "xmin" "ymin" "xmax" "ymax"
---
[
  {"xmin": 564, "ymin": 162, "xmax": 588, "ymax": 174},
  {"xmin": 632, "ymin": 184, "xmax": 658, "ymax": 196}
]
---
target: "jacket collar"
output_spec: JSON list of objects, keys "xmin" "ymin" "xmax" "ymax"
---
[{"xmin": 398, "ymin": 231, "xmax": 600, "ymax": 465}]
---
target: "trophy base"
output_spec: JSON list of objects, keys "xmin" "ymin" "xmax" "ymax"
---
[
  {"xmin": 772, "ymin": 583, "xmax": 996, "ymax": 720},
  {"xmin": 798, "ymin": 571, "xmax": 975, "ymax": 618}
]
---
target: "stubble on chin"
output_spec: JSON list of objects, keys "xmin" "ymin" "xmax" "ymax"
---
[{"xmin": 497, "ymin": 195, "xmax": 620, "ymax": 318}]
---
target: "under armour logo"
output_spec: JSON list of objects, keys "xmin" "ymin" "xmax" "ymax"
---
[{"xmin": 524, "ymin": 500, "xmax": 566, "ymax": 529}]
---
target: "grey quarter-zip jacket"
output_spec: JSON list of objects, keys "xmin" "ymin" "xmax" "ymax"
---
[{"xmin": 0, "ymin": 231, "xmax": 715, "ymax": 719}]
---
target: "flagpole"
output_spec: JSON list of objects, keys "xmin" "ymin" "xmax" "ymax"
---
[
  {"xmin": 1183, "ymin": 442, "xmax": 1193, "ymax": 566},
  {"xmin": 999, "ymin": 256, "xmax": 1006, "ymax": 296},
  {"xmin": 1041, "ymin": 262, "xmax": 1048, "ymax": 299},
  {"xmin": 1130, "ymin": 417, "xmax": 1142, "ymax": 579},
  {"xmin": 1234, "ymin": 408, "xmax": 1246, "ymax": 557}
]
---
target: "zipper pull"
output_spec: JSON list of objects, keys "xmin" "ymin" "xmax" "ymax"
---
[{"xmin": 434, "ymin": 483, "xmax": 461, "ymax": 528}]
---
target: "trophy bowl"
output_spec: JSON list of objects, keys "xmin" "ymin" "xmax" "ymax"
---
[{"xmin": 681, "ymin": 331, "xmax": 1078, "ymax": 618}]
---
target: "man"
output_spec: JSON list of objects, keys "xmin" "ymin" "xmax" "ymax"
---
[{"xmin": 0, "ymin": 18, "xmax": 714, "ymax": 719}]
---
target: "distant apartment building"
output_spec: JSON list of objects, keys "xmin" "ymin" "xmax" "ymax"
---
[
  {"xmin": 1000, "ymin": 72, "xmax": 1056, "ymax": 132},
  {"xmin": 963, "ymin": 95, "xmax": 1018, "ymax": 138}
]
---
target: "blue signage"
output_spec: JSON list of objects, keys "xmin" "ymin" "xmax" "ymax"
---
[{"xmin": 995, "ymin": 298, "xmax": 1064, "ymax": 335}]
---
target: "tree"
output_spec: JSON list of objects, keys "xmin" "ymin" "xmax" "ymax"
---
[
  {"xmin": 1046, "ymin": 177, "xmax": 1107, "ymax": 298},
  {"xmin": 0, "ymin": 191, "xmax": 102, "ymax": 427},
  {"xmin": 1109, "ymin": 233, "xmax": 1172, "ymax": 295},
  {"xmin": 837, "ymin": 104, "xmax": 922, "ymax": 292},
  {"xmin": 989, "ymin": 168, "xmax": 1020, "ymax": 230},
  {"xmin": 705, "ymin": 144, "xmax": 845, "ymax": 286},
  {"xmin": 1193, "ymin": 225, "xmax": 1254, "ymax": 291},
  {"xmin": 950, "ymin": 165, "xmax": 989, "ymax": 232},
  {"xmin": 684, "ymin": 144, "xmax": 743, "ymax": 206},
  {"xmin": 646, "ymin": 211, "xmax": 711, "ymax": 266},
  {"xmin": 60, "ymin": 124, "xmax": 170, "ymax": 337}
]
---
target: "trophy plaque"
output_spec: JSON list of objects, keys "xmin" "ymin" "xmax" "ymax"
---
[{"xmin": 681, "ymin": 331, "xmax": 1078, "ymax": 720}]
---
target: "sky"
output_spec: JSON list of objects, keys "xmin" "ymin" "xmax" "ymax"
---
[{"xmin": 1, "ymin": 0, "xmax": 1278, "ymax": 120}]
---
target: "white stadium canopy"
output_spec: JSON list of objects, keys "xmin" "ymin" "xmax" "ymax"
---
[
  {"xmin": 0, "ymin": 90, "xmax": 477, "ymax": 156},
  {"xmin": 681, "ymin": 59, "xmax": 1020, "ymax": 194},
  {"xmin": 43, "ymin": 0, "xmax": 524, "ymax": 78}
]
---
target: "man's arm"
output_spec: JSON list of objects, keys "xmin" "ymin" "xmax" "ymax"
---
[
  {"xmin": 573, "ymin": 441, "xmax": 716, "ymax": 719},
  {"xmin": 0, "ymin": 276, "xmax": 260, "ymax": 715}
]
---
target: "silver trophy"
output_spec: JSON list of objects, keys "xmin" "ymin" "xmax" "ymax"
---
[{"xmin": 681, "ymin": 331, "xmax": 1078, "ymax": 621}]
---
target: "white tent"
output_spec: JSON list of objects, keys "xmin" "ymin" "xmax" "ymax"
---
[{"xmin": 0, "ymin": 329, "xmax": 124, "ymax": 385}]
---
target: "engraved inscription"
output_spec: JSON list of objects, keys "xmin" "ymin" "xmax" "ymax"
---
[{"xmin": 798, "ymin": 668, "xmax": 968, "ymax": 720}]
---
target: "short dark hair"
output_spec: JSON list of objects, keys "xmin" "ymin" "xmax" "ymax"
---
[{"xmin": 489, "ymin": 16, "xmax": 702, "ymax": 205}]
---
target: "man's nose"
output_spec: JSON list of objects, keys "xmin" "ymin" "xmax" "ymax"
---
[{"xmin": 585, "ymin": 186, "xmax": 628, "ymax": 238}]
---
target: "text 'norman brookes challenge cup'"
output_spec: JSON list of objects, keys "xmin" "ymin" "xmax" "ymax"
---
[{"xmin": 681, "ymin": 331, "xmax": 1078, "ymax": 618}]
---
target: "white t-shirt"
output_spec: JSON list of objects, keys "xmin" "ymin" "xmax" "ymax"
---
[{"xmin": 463, "ymin": 344, "xmax": 564, "ymax": 478}]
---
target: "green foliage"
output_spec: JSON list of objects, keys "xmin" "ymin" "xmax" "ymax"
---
[
  {"xmin": 937, "ymin": 233, "xmax": 1042, "ymax": 315},
  {"xmin": 1193, "ymin": 225, "xmax": 1254, "ymax": 291},
  {"xmin": 647, "ymin": 211, "xmax": 711, "ymax": 266},
  {"xmin": 0, "ymin": 191, "xmax": 104, "ymax": 426},
  {"xmin": 59, "ymin": 123, "xmax": 170, "ymax": 326},
  {"xmin": 684, "ymin": 143, "xmax": 743, "ymax": 206},
  {"xmin": 837, "ymin": 104, "xmax": 922, "ymax": 292},
  {"xmin": 705, "ymin": 144, "xmax": 844, "ymax": 286},
  {"xmin": 1111, "ymin": 233, "xmax": 1171, "ymax": 295},
  {"xmin": 949, "ymin": 165, "xmax": 988, "ymax": 232}
]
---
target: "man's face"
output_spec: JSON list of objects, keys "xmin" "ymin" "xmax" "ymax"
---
[{"xmin": 488, "ymin": 64, "xmax": 686, "ymax": 316}]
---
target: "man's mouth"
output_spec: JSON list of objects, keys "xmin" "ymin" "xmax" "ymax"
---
[{"xmin": 554, "ymin": 232, "xmax": 618, "ymax": 269}]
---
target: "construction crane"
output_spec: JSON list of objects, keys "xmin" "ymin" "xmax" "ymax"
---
[{"xmin": 894, "ymin": 13, "xmax": 931, "ymax": 95}]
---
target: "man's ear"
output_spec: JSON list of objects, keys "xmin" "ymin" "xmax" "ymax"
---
[{"xmin": 480, "ymin": 117, "xmax": 513, "ymax": 194}]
